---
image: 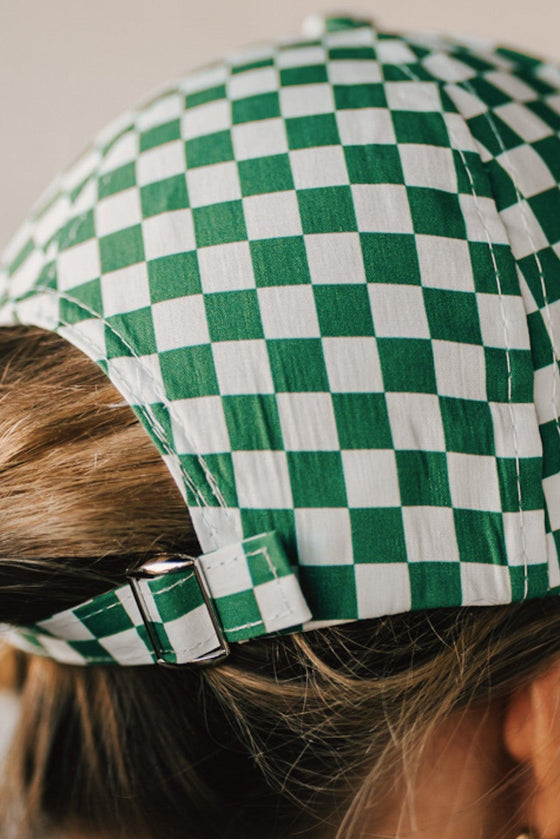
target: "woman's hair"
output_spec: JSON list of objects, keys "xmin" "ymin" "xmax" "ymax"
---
[{"xmin": 0, "ymin": 325, "xmax": 559, "ymax": 839}]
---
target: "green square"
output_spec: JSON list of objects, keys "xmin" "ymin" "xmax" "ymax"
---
[
  {"xmin": 287, "ymin": 451, "xmax": 347, "ymax": 507},
  {"xmin": 286, "ymin": 114, "xmax": 340, "ymax": 149},
  {"xmin": 527, "ymin": 310, "xmax": 553, "ymax": 372},
  {"xmin": 469, "ymin": 241, "xmax": 520, "ymax": 296},
  {"xmin": 333, "ymin": 83, "xmax": 387, "ymax": 109},
  {"xmin": 314, "ymin": 285, "xmax": 373, "ymax": 336},
  {"xmin": 250, "ymin": 237, "xmax": 311, "ymax": 286},
  {"xmin": 193, "ymin": 200, "xmax": 247, "ymax": 248},
  {"xmin": 151, "ymin": 569, "xmax": 205, "ymax": 620},
  {"xmin": 58, "ymin": 210, "xmax": 95, "ymax": 251},
  {"xmin": 297, "ymin": 186, "xmax": 357, "ymax": 233},
  {"xmin": 298, "ymin": 565, "xmax": 357, "ymax": 620},
  {"xmin": 423, "ymin": 288, "xmax": 482, "ymax": 344},
  {"xmin": 75, "ymin": 591, "xmax": 134, "ymax": 637},
  {"xmin": 541, "ymin": 419, "xmax": 560, "ymax": 479},
  {"xmin": 484, "ymin": 347, "xmax": 534, "ymax": 403},
  {"xmin": 360, "ymin": 232, "xmax": 421, "ymax": 284},
  {"xmin": 468, "ymin": 113, "xmax": 521, "ymax": 157},
  {"xmin": 97, "ymin": 162, "xmax": 136, "ymax": 199},
  {"xmin": 205, "ymin": 290, "xmax": 264, "ymax": 341},
  {"xmin": 105, "ymin": 307, "xmax": 157, "ymax": 358},
  {"xmin": 440, "ymin": 397, "xmax": 495, "ymax": 456},
  {"xmin": 238, "ymin": 154, "xmax": 294, "ymax": 196},
  {"xmin": 181, "ymin": 452, "xmax": 237, "ymax": 507},
  {"xmin": 247, "ymin": 545, "xmax": 291, "ymax": 586},
  {"xmin": 59, "ymin": 279, "xmax": 102, "ymax": 324},
  {"xmin": 529, "ymin": 188, "xmax": 560, "ymax": 244},
  {"xmin": 409, "ymin": 562, "xmax": 462, "ymax": 610},
  {"xmin": 267, "ymin": 339, "xmax": 329, "ymax": 391},
  {"xmin": 148, "ymin": 251, "xmax": 202, "ymax": 301},
  {"xmin": 377, "ymin": 338, "xmax": 437, "ymax": 392},
  {"xmin": 240, "ymin": 508, "xmax": 296, "ymax": 557},
  {"xmin": 100, "ymin": 225, "xmax": 145, "ymax": 273},
  {"xmin": 333, "ymin": 393, "xmax": 392, "ymax": 449},
  {"xmin": 280, "ymin": 65, "xmax": 328, "ymax": 85},
  {"xmin": 185, "ymin": 130, "xmax": 234, "ymax": 168},
  {"xmin": 140, "ymin": 175, "xmax": 189, "ymax": 217},
  {"xmin": 132, "ymin": 402, "xmax": 172, "ymax": 458},
  {"xmin": 396, "ymin": 450, "xmax": 451, "ymax": 506},
  {"xmin": 519, "ymin": 247, "xmax": 560, "ymax": 307},
  {"xmin": 510, "ymin": 564, "xmax": 549, "ymax": 601},
  {"xmin": 534, "ymin": 136, "xmax": 560, "ymax": 181},
  {"xmin": 407, "ymin": 188, "xmax": 467, "ymax": 238},
  {"xmin": 496, "ymin": 457, "xmax": 544, "ymax": 513},
  {"xmin": 350, "ymin": 508, "xmax": 407, "ymax": 563},
  {"xmin": 185, "ymin": 84, "xmax": 227, "ymax": 109},
  {"xmin": 217, "ymin": 591, "xmax": 264, "ymax": 641},
  {"xmin": 392, "ymin": 111, "xmax": 450, "ymax": 146},
  {"xmin": 139, "ymin": 119, "xmax": 181, "ymax": 152},
  {"xmin": 223, "ymin": 395, "xmax": 284, "ymax": 450},
  {"xmin": 344, "ymin": 144, "xmax": 404, "ymax": 184},
  {"xmin": 160, "ymin": 344, "xmax": 219, "ymax": 399},
  {"xmin": 232, "ymin": 92, "xmax": 281, "ymax": 124},
  {"xmin": 453, "ymin": 509, "xmax": 505, "ymax": 563}
]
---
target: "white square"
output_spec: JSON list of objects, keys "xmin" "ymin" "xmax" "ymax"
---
[
  {"xmin": 152, "ymin": 295, "xmax": 209, "ymax": 351},
  {"xmin": 497, "ymin": 145, "xmax": 557, "ymax": 198},
  {"xmin": 181, "ymin": 99, "xmax": 231, "ymax": 141},
  {"xmin": 164, "ymin": 604, "xmax": 220, "ymax": 663},
  {"xmin": 258, "ymin": 285, "xmax": 320, "ymax": 338},
  {"xmin": 403, "ymin": 506, "xmax": 460, "ymax": 563},
  {"xmin": 169, "ymin": 395, "xmax": 230, "ymax": 455},
  {"xmin": 399, "ymin": 144, "xmax": 457, "ymax": 193},
  {"xmin": 305, "ymin": 232, "xmax": 366, "ymax": 284},
  {"xmin": 499, "ymin": 201, "xmax": 550, "ymax": 260},
  {"xmin": 200, "ymin": 542, "xmax": 253, "ymax": 598},
  {"xmin": 423, "ymin": 53, "xmax": 478, "ymax": 83},
  {"xmin": 386, "ymin": 81, "xmax": 442, "ymax": 111},
  {"xmin": 503, "ymin": 509, "xmax": 547, "ymax": 566},
  {"xmin": 460, "ymin": 563, "xmax": 512, "ymax": 606},
  {"xmin": 181, "ymin": 65, "xmax": 228, "ymax": 95},
  {"xmin": 295, "ymin": 508, "xmax": 353, "ymax": 566},
  {"xmin": 355, "ymin": 564, "xmax": 412, "ymax": 618},
  {"xmin": 142, "ymin": 209, "xmax": 196, "ymax": 260},
  {"xmin": 255, "ymin": 576, "xmax": 312, "ymax": 632},
  {"xmin": 99, "ymin": 627, "xmax": 149, "ymax": 665},
  {"xmin": 243, "ymin": 191, "xmax": 302, "ymax": 240},
  {"xmin": 106, "ymin": 353, "xmax": 165, "ymax": 405},
  {"xmin": 98, "ymin": 132, "xmax": 138, "ymax": 175},
  {"xmin": 444, "ymin": 113, "xmax": 479, "ymax": 153},
  {"xmin": 489, "ymin": 402, "xmax": 542, "ymax": 458},
  {"xmin": 198, "ymin": 241, "xmax": 255, "ymax": 293},
  {"xmin": 101, "ymin": 262, "xmax": 151, "ymax": 317},
  {"xmin": 534, "ymin": 362, "xmax": 560, "ymax": 425},
  {"xmin": 186, "ymin": 161, "xmax": 241, "ymax": 208},
  {"xmin": 494, "ymin": 101, "xmax": 552, "ymax": 143},
  {"xmin": 328, "ymin": 60, "xmax": 381, "ymax": 85},
  {"xmin": 231, "ymin": 118, "xmax": 288, "ymax": 161},
  {"xmin": 477, "ymin": 292, "xmax": 531, "ymax": 349},
  {"xmin": 57, "ymin": 239, "xmax": 101, "ymax": 290},
  {"xmin": 415, "ymin": 235, "xmax": 475, "ymax": 290},
  {"xmin": 136, "ymin": 141, "xmax": 186, "ymax": 187},
  {"xmin": 352, "ymin": 184, "xmax": 414, "ymax": 233},
  {"xmin": 228, "ymin": 66, "xmax": 278, "ymax": 99},
  {"xmin": 447, "ymin": 452, "xmax": 501, "ymax": 511},
  {"xmin": 386, "ymin": 392, "xmax": 446, "ymax": 451},
  {"xmin": 485, "ymin": 71, "xmax": 537, "ymax": 103},
  {"xmin": 233, "ymin": 450, "xmax": 294, "ymax": 508},
  {"xmin": 459, "ymin": 194, "xmax": 510, "ymax": 244},
  {"xmin": 376, "ymin": 40, "xmax": 417, "ymax": 64},
  {"xmin": 322, "ymin": 336, "xmax": 384, "ymax": 392},
  {"xmin": 368, "ymin": 284, "xmax": 430, "ymax": 338},
  {"xmin": 95, "ymin": 188, "xmax": 141, "ymax": 237},
  {"xmin": 336, "ymin": 108, "xmax": 395, "ymax": 146},
  {"xmin": 277, "ymin": 393, "xmax": 339, "ymax": 450},
  {"xmin": 279, "ymin": 83, "xmax": 335, "ymax": 117},
  {"xmin": 432, "ymin": 339, "xmax": 487, "ymax": 401},
  {"xmin": 289, "ymin": 146, "xmax": 349, "ymax": 189},
  {"xmin": 277, "ymin": 46, "xmax": 327, "ymax": 68},
  {"xmin": 190, "ymin": 506, "xmax": 243, "ymax": 552},
  {"xmin": 136, "ymin": 92, "xmax": 183, "ymax": 132},
  {"xmin": 342, "ymin": 449, "xmax": 401, "ymax": 507},
  {"xmin": 212, "ymin": 339, "xmax": 274, "ymax": 394}
]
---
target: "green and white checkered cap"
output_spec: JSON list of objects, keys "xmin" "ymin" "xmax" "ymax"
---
[{"xmin": 1, "ymin": 11, "xmax": 560, "ymax": 666}]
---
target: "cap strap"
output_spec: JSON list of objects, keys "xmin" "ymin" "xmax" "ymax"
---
[{"xmin": 0, "ymin": 532, "xmax": 311, "ymax": 666}]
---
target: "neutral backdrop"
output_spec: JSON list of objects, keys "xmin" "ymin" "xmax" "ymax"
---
[{"xmin": 0, "ymin": 0, "xmax": 559, "ymax": 252}]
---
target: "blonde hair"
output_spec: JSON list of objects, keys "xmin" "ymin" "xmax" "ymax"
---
[{"xmin": 0, "ymin": 325, "xmax": 559, "ymax": 839}]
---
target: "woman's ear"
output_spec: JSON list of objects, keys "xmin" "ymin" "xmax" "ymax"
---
[{"xmin": 503, "ymin": 658, "xmax": 560, "ymax": 839}]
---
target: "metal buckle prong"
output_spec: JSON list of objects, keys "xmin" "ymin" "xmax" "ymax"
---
[{"xmin": 126, "ymin": 553, "xmax": 229, "ymax": 667}]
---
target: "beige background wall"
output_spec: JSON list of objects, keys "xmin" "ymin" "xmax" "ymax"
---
[{"xmin": 1, "ymin": 0, "xmax": 559, "ymax": 251}]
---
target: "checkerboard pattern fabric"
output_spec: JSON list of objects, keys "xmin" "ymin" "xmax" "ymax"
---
[{"xmin": 1, "ymin": 12, "xmax": 560, "ymax": 664}]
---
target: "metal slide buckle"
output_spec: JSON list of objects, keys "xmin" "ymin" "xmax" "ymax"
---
[{"xmin": 126, "ymin": 553, "xmax": 229, "ymax": 667}]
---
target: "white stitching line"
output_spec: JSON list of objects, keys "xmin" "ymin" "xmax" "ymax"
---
[{"xmin": 398, "ymin": 63, "xmax": 530, "ymax": 596}]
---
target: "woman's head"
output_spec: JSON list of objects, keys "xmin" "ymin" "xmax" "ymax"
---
[{"xmin": 1, "ymin": 11, "xmax": 560, "ymax": 838}]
